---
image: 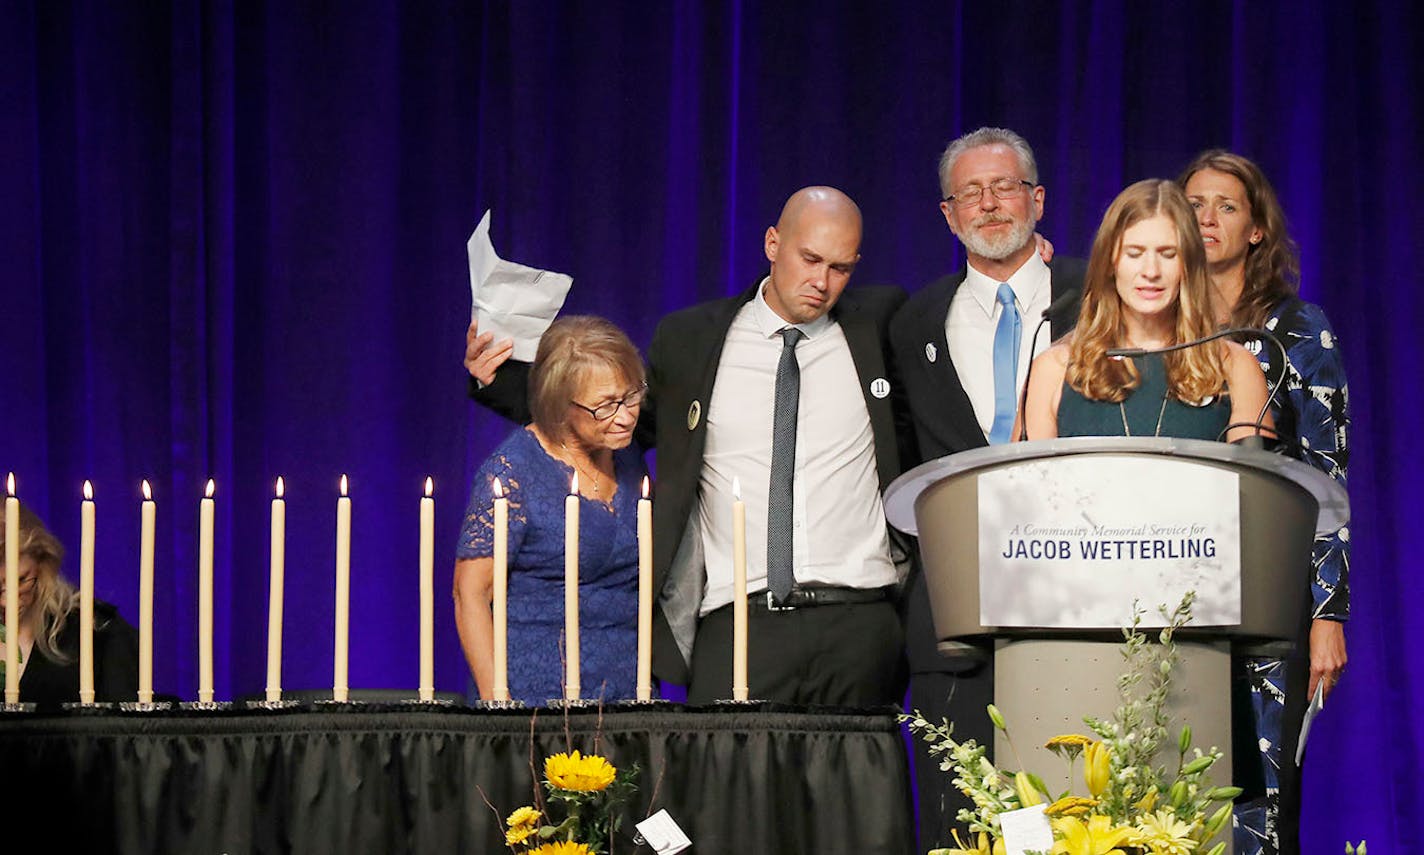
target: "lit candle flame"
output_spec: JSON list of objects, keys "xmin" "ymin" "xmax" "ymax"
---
[
  {"xmin": 83, "ymin": 480, "xmax": 93, "ymax": 501},
  {"xmin": 142, "ymin": 480, "xmax": 153, "ymax": 501},
  {"xmin": 642, "ymin": 475, "xmax": 650, "ymax": 499},
  {"xmin": 732, "ymin": 476, "xmax": 741, "ymax": 500},
  {"xmin": 424, "ymin": 476, "xmax": 433, "ymax": 498},
  {"xmin": 275, "ymin": 476, "xmax": 285, "ymax": 499},
  {"xmin": 492, "ymin": 477, "xmax": 504, "ymax": 499},
  {"xmin": 5, "ymin": 472, "xmax": 13, "ymax": 497},
  {"xmin": 571, "ymin": 472, "xmax": 579, "ymax": 495},
  {"xmin": 205, "ymin": 478, "xmax": 215, "ymax": 499},
  {"xmin": 340, "ymin": 474, "xmax": 348, "ymax": 496}
]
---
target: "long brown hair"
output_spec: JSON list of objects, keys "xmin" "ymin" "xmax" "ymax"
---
[
  {"xmin": 1178, "ymin": 150, "xmax": 1300, "ymax": 328},
  {"xmin": 1067, "ymin": 179, "xmax": 1227, "ymax": 403}
]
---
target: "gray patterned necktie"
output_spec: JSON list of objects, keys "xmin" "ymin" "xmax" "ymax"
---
[{"xmin": 767, "ymin": 327, "xmax": 804, "ymax": 602}]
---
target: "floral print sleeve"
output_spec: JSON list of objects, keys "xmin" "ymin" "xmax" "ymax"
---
[
  {"xmin": 456, "ymin": 442, "xmax": 529, "ymax": 561},
  {"xmin": 1258, "ymin": 299, "xmax": 1351, "ymax": 621}
]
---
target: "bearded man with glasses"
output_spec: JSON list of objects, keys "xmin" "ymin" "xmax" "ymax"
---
[{"xmin": 888, "ymin": 127, "xmax": 1086, "ymax": 851}]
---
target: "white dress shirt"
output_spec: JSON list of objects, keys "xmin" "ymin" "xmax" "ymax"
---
[
  {"xmin": 946, "ymin": 254, "xmax": 1053, "ymax": 440},
  {"xmin": 697, "ymin": 280, "xmax": 897, "ymax": 614}
]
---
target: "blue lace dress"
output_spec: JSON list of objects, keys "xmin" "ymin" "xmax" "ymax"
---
[
  {"xmin": 1235, "ymin": 298, "xmax": 1351, "ymax": 855},
  {"xmin": 457, "ymin": 427, "xmax": 646, "ymax": 706}
]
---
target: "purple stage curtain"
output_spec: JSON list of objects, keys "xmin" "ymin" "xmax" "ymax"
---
[{"xmin": 2, "ymin": 2, "xmax": 1419, "ymax": 849}]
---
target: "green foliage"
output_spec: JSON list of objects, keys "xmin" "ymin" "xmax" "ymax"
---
[{"xmin": 902, "ymin": 592, "xmax": 1236, "ymax": 854}]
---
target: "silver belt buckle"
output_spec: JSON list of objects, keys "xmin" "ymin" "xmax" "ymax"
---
[{"xmin": 765, "ymin": 590, "xmax": 796, "ymax": 612}]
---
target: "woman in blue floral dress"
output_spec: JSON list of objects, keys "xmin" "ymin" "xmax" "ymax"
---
[
  {"xmin": 1181, "ymin": 151, "xmax": 1351, "ymax": 855},
  {"xmin": 453, "ymin": 316, "xmax": 648, "ymax": 706}
]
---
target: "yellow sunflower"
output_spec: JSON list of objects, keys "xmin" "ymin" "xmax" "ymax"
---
[
  {"xmin": 526, "ymin": 843, "xmax": 595, "ymax": 855},
  {"xmin": 505, "ymin": 805, "xmax": 542, "ymax": 844},
  {"xmin": 544, "ymin": 750, "xmax": 617, "ymax": 793}
]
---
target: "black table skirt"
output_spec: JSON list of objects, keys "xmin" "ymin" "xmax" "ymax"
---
[{"xmin": 0, "ymin": 703, "xmax": 914, "ymax": 854}]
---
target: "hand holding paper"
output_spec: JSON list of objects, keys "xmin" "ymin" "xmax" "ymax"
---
[
  {"xmin": 464, "ymin": 319, "xmax": 515, "ymax": 385},
  {"xmin": 467, "ymin": 210, "xmax": 572, "ymax": 361}
]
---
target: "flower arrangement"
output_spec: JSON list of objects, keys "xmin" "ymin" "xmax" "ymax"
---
[
  {"xmin": 500, "ymin": 749, "xmax": 639, "ymax": 855},
  {"xmin": 905, "ymin": 592, "xmax": 1241, "ymax": 855}
]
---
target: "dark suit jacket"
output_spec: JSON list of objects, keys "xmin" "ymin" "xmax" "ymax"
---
[
  {"xmin": 645, "ymin": 280, "xmax": 914, "ymax": 681},
  {"xmin": 18, "ymin": 600, "xmax": 139, "ymax": 708},
  {"xmin": 888, "ymin": 258, "xmax": 1086, "ymax": 672},
  {"xmin": 472, "ymin": 279, "xmax": 914, "ymax": 684}
]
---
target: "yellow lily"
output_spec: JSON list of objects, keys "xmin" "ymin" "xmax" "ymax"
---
[
  {"xmin": 933, "ymin": 830, "xmax": 1007, "ymax": 855},
  {"xmin": 1083, "ymin": 741, "xmax": 1111, "ymax": 797},
  {"xmin": 1050, "ymin": 815, "xmax": 1134, "ymax": 855},
  {"xmin": 1015, "ymin": 771, "xmax": 1044, "ymax": 807}
]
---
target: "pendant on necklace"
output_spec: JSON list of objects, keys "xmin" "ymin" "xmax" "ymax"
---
[{"xmin": 1118, "ymin": 393, "xmax": 1170, "ymax": 437}]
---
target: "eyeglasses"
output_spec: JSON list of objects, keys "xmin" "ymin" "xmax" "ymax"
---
[
  {"xmin": 943, "ymin": 178, "xmax": 1035, "ymax": 208},
  {"xmin": 1, "ymin": 573, "xmax": 36, "ymax": 595},
  {"xmin": 570, "ymin": 383, "xmax": 648, "ymax": 421}
]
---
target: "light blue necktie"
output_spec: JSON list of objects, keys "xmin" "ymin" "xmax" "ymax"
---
[{"xmin": 989, "ymin": 283, "xmax": 1022, "ymax": 444}]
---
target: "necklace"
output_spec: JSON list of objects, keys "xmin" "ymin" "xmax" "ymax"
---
[
  {"xmin": 560, "ymin": 441, "xmax": 603, "ymax": 497},
  {"xmin": 1119, "ymin": 393, "xmax": 1170, "ymax": 437}
]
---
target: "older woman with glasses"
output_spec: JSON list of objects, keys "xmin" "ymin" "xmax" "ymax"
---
[
  {"xmin": 0, "ymin": 503, "xmax": 139, "ymax": 707},
  {"xmin": 453, "ymin": 315, "xmax": 649, "ymax": 705}
]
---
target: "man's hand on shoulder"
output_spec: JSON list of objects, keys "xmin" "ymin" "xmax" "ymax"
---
[
  {"xmin": 1035, "ymin": 232, "xmax": 1054, "ymax": 263},
  {"xmin": 465, "ymin": 319, "xmax": 515, "ymax": 386}
]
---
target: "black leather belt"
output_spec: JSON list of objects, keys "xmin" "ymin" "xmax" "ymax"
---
[{"xmin": 753, "ymin": 586, "xmax": 893, "ymax": 612}]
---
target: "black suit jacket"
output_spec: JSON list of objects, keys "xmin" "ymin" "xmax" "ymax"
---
[
  {"xmin": 18, "ymin": 601, "xmax": 139, "ymax": 708},
  {"xmin": 471, "ymin": 279, "xmax": 914, "ymax": 684},
  {"xmin": 645, "ymin": 280, "xmax": 913, "ymax": 681},
  {"xmin": 888, "ymin": 258, "xmax": 1086, "ymax": 672}
]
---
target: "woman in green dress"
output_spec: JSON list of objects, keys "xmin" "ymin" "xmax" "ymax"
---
[{"xmin": 1020, "ymin": 179, "xmax": 1271, "ymax": 441}]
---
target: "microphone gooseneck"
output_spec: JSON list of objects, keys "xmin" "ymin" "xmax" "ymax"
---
[
  {"xmin": 1106, "ymin": 326, "xmax": 1289, "ymax": 444},
  {"xmin": 1016, "ymin": 289, "xmax": 1080, "ymax": 442}
]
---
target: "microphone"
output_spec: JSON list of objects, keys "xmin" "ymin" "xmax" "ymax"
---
[
  {"xmin": 1016, "ymin": 289, "xmax": 1080, "ymax": 441},
  {"xmin": 1106, "ymin": 327, "xmax": 1288, "ymax": 446},
  {"xmin": 1040, "ymin": 288, "xmax": 1082, "ymax": 323}
]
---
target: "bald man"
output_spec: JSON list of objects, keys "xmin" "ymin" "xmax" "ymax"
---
[{"xmin": 467, "ymin": 187, "xmax": 915, "ymax": 705}]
